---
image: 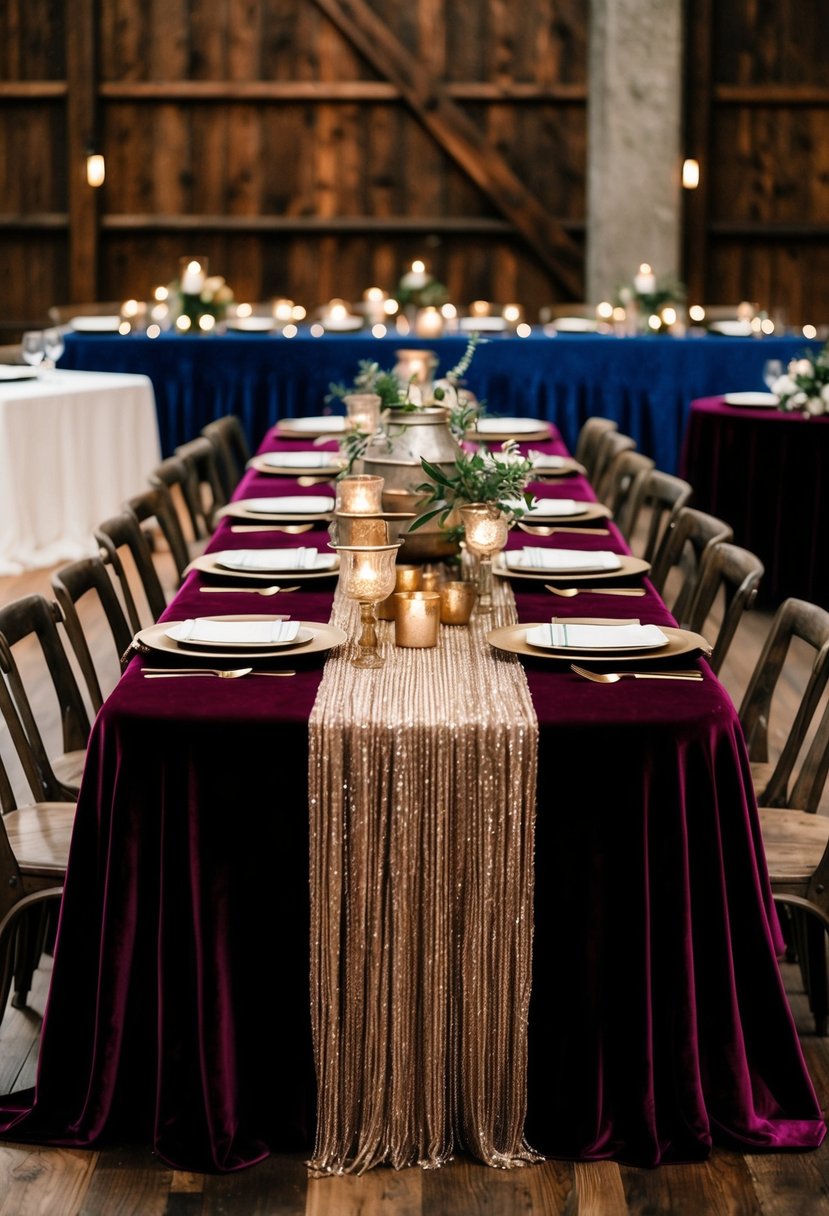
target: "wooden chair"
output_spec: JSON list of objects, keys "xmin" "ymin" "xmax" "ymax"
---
[
  {"xmin": 684, "ymin": 542, "xmax": 764, "ymax": 675},
  {"xmin": 201, "ymin": 414, "xmax": 252, "ymax": 499},
  {"xmin": 46, "ymin": 301, "xmax": 121, "ymax": 325},
  {"xmin": 649, "ymin": 506, "xmax": 733, "ymax": 622},
  {"xmin": 624, "ymin": 469, "xmax": 693, "ymax": 563},
  {"xmin": 51, "ymin": 557, "xmax": 134, "ymax": 713},
  {"xmin": 600, "ymin": 450, "xmax": 655, "ymax": 536},
  {"xmin": 591, "ymin": 430, "xmax": 637, "ymax": 498},
  {"xmin": 95, "ymin": 510, "xmax": 168, "ymax": 631},
  {"xmin": 168, "ymin": 436, "xmax": 228, "ymax": 537},
  {"xmin": 573, "ymin": 417, "xmax": 617, "ymax": 482},
  {"xmin": 0, "ymin": 661, "xmax": 74, "ymax": 1020},
  {"xmin": 739, "ymin": 599, "xmax": 829, "ymax": 1033},
  {"xmin": 0, "ymin": 596, "xmax": 90, "ymax": 799},
  {"xmin": 126, "ymin": 485, "xmax": 191, "ymax": 587}
]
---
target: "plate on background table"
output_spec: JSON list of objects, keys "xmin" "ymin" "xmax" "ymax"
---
[
  {"xmin": 527, "ymin": 454, "xmax": 584, "ymax": 479},
  {"xmin": 487, "ymin": 622, "xmax": 709, "ymax": 663},
  {"xmin": 723, "ymin": 391, "xmax": 779, "ymax": 408},
  {"xmin": 68, "ymin": 315, "xmax": 121, "ymax": 333},
  {"xmin": 468, "ymin": 417, "xmax": 553, "ymax": 444},
  {"xmin": 495, "ymin": 551, "xmax": 650, "ymax": 582},
  {"xmin": 708, "ymin": 320, "xmax": 753, "ymax": 337},
  {"xmin": 226, "ymin": 316, "xmax": 276, "ymax": 332},
  {"xmin": 216, "ymin": 495, "xmax": 335, "ymax": 522},
  {"xmin": 136, "ymin": 617, "xmax": 347, "ymax": 661},
  {"xmin": 545, "ymin": 317, "xmax": 599, "ymax": 334},
  {"xmin": 187, "ymin": 551, "xmax": 340, "ymax": 582},
  {"xmin": 248, "ymin": 451, "xmax": 346, "ymax": 477},
  {"xmin": 275, "ymin": 416, "xmax": 347, "ymax": 439}
]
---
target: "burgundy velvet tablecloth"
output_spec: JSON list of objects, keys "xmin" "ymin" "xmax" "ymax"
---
[
  {"xmin": 0, "ymin": 423, "xmax": 824, "ymax": 1171},
  {"xmin": 680, "ymin": 396, "xmax": 829, "ymax": 608}
]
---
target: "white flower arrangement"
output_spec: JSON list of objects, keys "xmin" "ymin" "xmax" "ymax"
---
[{"xmin": 772, "ymin": 346, "xmax": 829, "ymax": 416}]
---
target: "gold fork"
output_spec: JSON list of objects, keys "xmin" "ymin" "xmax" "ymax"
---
[{"xmin": 570, "ymin": 663, "xmax": 703, "ymax": 684}]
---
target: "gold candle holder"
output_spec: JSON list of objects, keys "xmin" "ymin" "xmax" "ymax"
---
[
  {"xmin": 420, "ymin": 567, "xmax": 442, "ymax": 593},
  {"xmin": 335, "ymin": 544, "xmax": 401, "ymax": 668},
  {"xmin": 459, "ymin": 503, "xmax": 510, "ymax": 611},
  {"xmin": 344, "ymin": 392, "xmax": 381, "ymax": 435},
  {"xmin": 376, "ymin": 564, "xmax": 423, "ymax": 621},
  {"xmin": 394, "ymin": 591, "xmax": 441, "ymax": 648},
  {"xmin": 439, "ymin": 580, "xmax": 477, "ymax": 625},
  {"xmin": 335, "ymin": 475, "xmax": 385, "ymax": 515},
  {"xmin": 334, "ymin": 516, "xmax": 390, "ymax": 546}
]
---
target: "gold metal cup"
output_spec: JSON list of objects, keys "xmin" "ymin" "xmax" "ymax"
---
[
  {"xmin": 439, "ymin": 581, "xmax": 477, "ymax": 625},
  {"xmin": 376, "ymin": 565, "xmax": 423, "ymax": 621},
  {"xmin": 394, "ymin": 591, "xmax": 441, "ymax": 648}
]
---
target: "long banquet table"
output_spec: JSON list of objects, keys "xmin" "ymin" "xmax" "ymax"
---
[
  {"xmin": 59, "ymin": 329, "xmax": 818, "ymax": 475},
  {"xmin": 680, "ymin": 396, "xmax": 829, "ymax": 608},
  {"xmin": 0, "ymin": 369, "xmax": 161, "ymax": 574},
  {"xmin": 0, "ymin": 419, "xmax": 824, "ymax": 1172}
]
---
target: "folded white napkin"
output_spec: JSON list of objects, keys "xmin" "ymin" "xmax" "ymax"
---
[
  {"xmin": 521, "ymin": 499, "xmax": 584, "ymax": 518},
  {"xmin": 168, "ymin": 618, "xmax": 301, "ymax": 645},
  {"xmin": 244, "ymin": 495, "xmax": 335, "ymax": 514},
  {"xmin": 476, "ymin": 417, "xmax": 542, "ymax": 433},
  {"xmin": 527, "ymin": 453, "xmax": 568, "ymax": 470},
  {"xmin": 216, "ymin": 547, "xmax": 336, "ymax": 572},
  {"xmin": 506, "ymin": 547, "xmax": 621, "ymax": 573},
  {"xmin": 281, "ymin": 416, "xmax": 346, "ymax": 432},
  {"xmin": 261, "ymin": 451, "xmax": 337, "ymax": 469},
  {"xmin": 526, "ymin": 621, "xmax": 667, "ymax": 650}
]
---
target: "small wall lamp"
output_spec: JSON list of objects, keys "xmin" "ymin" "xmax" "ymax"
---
[{"xmin": 682, "ymin": 158, "xmax": 700, "ymax": 190}]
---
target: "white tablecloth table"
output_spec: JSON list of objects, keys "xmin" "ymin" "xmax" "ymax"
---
[{"xmin": 0, "ymin": 369, "xmax": 161, "ymax": 574}]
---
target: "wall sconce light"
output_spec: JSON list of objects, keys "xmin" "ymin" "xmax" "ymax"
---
[
  {"xmin": 682, "ymin": 158, "xmax": 700, "ymax": 190},
  {"xmin": 86, "ymin": 151, "xmax": 106, "ymax": 188}
]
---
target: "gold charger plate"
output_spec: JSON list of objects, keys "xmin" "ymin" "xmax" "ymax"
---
[
  {"xmin": 136, "ymin": 617, "xmax": 347, "ymax": 661},
  {"xmin": 487, "ymin": 622, "xmax": 710, "ymax": 664},
  {"xmin": 467, "ymin": 420, "xmax": 553, "ymax": 444},
  {"xmin": 494, "ymin": 552, "xmax": 650, "ymax": 582},
  {"xmin": 275, "ymin": 416, "xmax": 347, "ymax": 440},
  {"xmin": 186, "ymin": 552, "xmax": 340, "ymax": 582},
  {"xmin": 215, "ymin": 498, "xmax": 335, "ymax": 523},
  {"xmin": 247, "ymin": 453, "xmax": 345, "ymax": 478},
  {"xmin": 519, "ymin": 501, "xmax": 611, "ymax": 524},
  {"xmin": 530, "ymin": 457, "xmax": 585, "ymax": 480}
]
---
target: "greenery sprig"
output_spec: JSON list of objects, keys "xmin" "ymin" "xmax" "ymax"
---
[{"xmin": 410, "ymin": 446, "xmax": 535, "ymax": 532}]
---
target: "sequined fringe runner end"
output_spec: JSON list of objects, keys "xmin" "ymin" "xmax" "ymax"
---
[{"xmin": 308, "ymin": 575, "xmax": 540, "ymax": 1175}]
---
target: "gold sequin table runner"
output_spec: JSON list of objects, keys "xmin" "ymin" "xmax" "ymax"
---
[{"xmin": 308, "ymin": 576, "xmax": 539, "ymax": 1174}]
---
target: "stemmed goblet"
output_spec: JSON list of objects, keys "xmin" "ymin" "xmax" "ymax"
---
[
  {"xmin": 335, "ymin": 543, "xmax": 401, "ymax": 668},
  {"xmin": 21, "ymin": 330, "xmax": 46, "ymax": 374},
  {"xmin": 43, "ymin": 327, "xmax": 65, "ymax": 371},
  {"xmin": 459, "ymin": 502, "xmax": 511, "ymax": 611}
]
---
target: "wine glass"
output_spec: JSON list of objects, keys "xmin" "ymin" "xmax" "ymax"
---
[
  {"xmin": 21, "ymin": 331, "xmax": 45, "ymax": 373},
  {"xmin": 763, "ymin": 360, "xmax": 784, "ymax": 392},
  {"xmin": 43, "ymin": 327, "xmax": 65, "ymax": 371}
]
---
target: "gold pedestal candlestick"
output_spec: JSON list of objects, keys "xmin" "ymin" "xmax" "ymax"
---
[
  {"xmin": 335, "ymin": 544, "xmax": 401, "ymax": 668},
  {"xmin": 459, "ymin": 503, "xmax": 510, "ymax": 611}
]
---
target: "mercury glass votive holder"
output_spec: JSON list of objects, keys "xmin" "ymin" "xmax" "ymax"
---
[
  {"xmin": 394, "ymin": 591, "xmax": 441, "ymax": 648},
  {"xmin": 344, "ymin": 392, "xmax": 382, "ymax": 436},
  {"xmin": 439, "ymin": 580, "xmax": 477, "ymax": 625},
  {"xmin": 335, "ymin": 475, "xmax": 385, "ymax": 515},
  {"xmin": 459, "ymin": 503, "xmax": 510, "ymax": 611},
  {"xmin": 376, "ymin": 564, "xmax": 423, "ymax": 621},
  {"xmin": 334, "ymin": 516, "xmax": 390, "ymax": 546},
  {"xmin": 335, "ymin": 543, "xmax": 401, "ymax": 668}
]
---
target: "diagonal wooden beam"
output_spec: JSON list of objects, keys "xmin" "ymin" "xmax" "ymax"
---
[{"xmin": 308, "ymin": 0, "xmax": 583, "ymax": 298}]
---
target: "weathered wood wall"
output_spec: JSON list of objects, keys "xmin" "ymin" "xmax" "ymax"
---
[
  {"xmin": 1, "ymin": 1, "xmax": 829, "ymax": 340},
  {"xmin": 684, "ymin": 1, "xmax": 829, "ymax": 325}
]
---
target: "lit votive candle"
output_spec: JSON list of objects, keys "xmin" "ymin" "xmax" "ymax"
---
[
  {"xmin": 377, "ymin": 564, "xmax": 423, "ymax": 620},
  {"xmin": 273, "ymin": 298, "xmax": 295, "ymax": 323},
  {"xmin": 439, "ymin": 581, "xmax": 477, "ymax": 625},
  {"xmin": 394, "ymin": 591, "xmax": 441, "ymax": 648},
  {"xmin": 336, "ymin": 475, "xmax": 385, "ymax": 514},
  {"xmin": 363, "ymin": 286, "xmax": 387, "ymax": 326},
  {"xmin": 415, "ymin": 306, "xmax": 444, "ymax": 338},
  {"xmin": 344, "ymin": 392, "xmax": 381, "ymax": 435}
]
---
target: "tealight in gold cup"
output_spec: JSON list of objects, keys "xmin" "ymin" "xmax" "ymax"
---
[
  {"xmin": 376, "ymin": 564, "xmax": 423, "ymax": 621},
  {"xmin": 439, "ymin": 580, "xmax": 477, "ymax": 625},
  {"xmin": 394, "ymin": 591, "xmax": 441, "ymax": 648}
]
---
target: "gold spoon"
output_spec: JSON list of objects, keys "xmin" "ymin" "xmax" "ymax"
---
[
  {"xmin": 230, "ymin": 523, "xmax": 316, "ymax": 534},
  {"xmin": 199, "ymin": 585, "xmax": 300, "ymax": 596},
  {"xmin": 142, "ymin": 667, "xmax": 296, "ymax": 679},
  {"xmin": 570, "ymin": 664, "xmax": 703, "ymax": 684},
  {"xmin": 517, "ymin": 523, "xmax": 610, "ymax": 536},
  {"xmin": 546, "ymin": 585, "xmax": 646, "ymax": 597}
]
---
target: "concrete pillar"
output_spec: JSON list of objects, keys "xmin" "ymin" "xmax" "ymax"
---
[{"xmin": 587, "ymin": 0, "xmax": 684, "ymax": 303}]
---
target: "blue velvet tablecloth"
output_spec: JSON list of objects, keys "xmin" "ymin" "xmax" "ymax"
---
[{"xmin": 60, "ymin": 329, "xmax": 818, "ymax": 474}]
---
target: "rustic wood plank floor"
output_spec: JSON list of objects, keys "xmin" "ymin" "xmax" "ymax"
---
[{"xmin": 1, "ymin": 558, "xmax": 828, "ymax": 1215}]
